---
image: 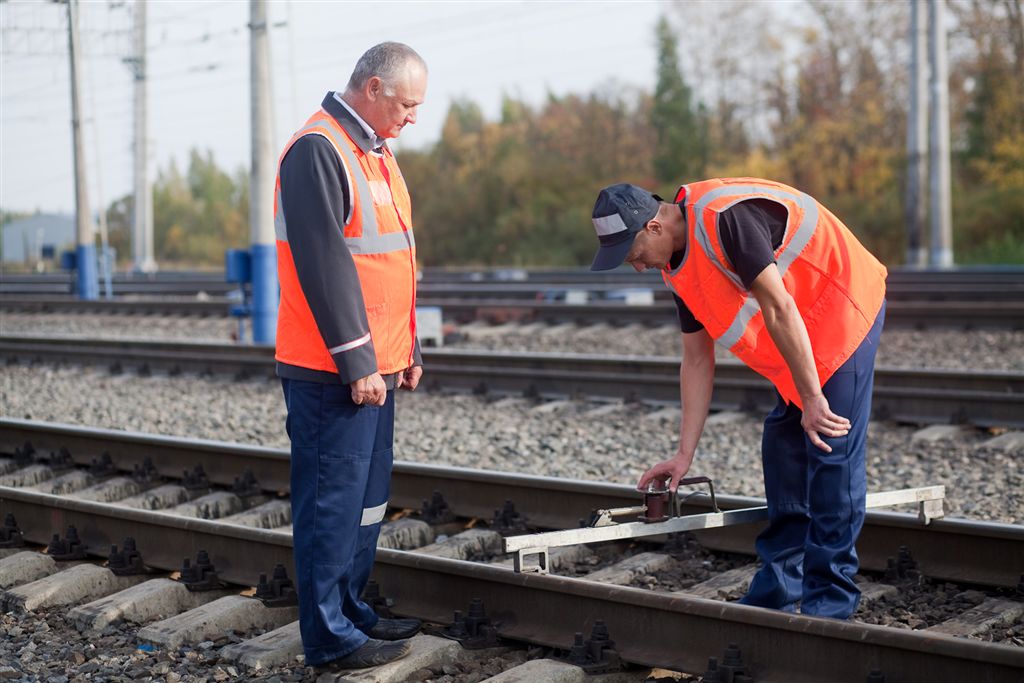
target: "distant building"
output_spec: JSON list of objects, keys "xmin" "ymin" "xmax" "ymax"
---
[{"xmin": 1, "ymin": 213, "xmax": 74, "ymax": 264}]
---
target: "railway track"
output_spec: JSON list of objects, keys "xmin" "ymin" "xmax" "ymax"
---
[
  {"xmin": 5, "ymin": 268, "xmax": 1024, "ymax": 301},
  {"xmin": 2, "ymin": 334, "xmax": 1022, "ymax": 429},
  {"xmin": 1, "ymin": 419, "xmax": 1022, "ymax": 681},
  {"xmin": 3, "ymin": 294, "xmax": 1022, "ymax": 329}
]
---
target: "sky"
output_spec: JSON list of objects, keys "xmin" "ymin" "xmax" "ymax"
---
[{"xmin": 1, "ymin": 0, "xmax": 670, "ymax": 215}]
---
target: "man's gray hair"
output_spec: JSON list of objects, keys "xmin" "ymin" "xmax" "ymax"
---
[{"xmin": 346, "ymin": 42, "xmax": 426, "ymax": 95}]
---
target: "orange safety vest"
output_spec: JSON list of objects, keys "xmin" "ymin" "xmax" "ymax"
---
[
  {"xmin": 664, "ymin": 178, "xmax": 887, "ymax": 408},
  {"xmin": 274, "ymin": 109, "xmax": 417, "ymax": 376}
]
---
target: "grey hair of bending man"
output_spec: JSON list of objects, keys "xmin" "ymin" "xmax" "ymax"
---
[{"xmin": 345, "ymin": 42, "xmax": 427, "ymax": 97}]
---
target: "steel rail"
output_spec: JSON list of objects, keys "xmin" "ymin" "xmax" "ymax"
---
[
  {"xmin": 2, "ymin": 335, "xmax": 1021, "ymax": 427},
  {"xmin": 0, "ymin": 485, "xmax": 1021, "ymax": 681},
  {"xmin": 1, "ymin": 418, "xmax": 1022, "ymax": 589},
  {"xmin": 0, "ymin": 295, "xmax": 228, "ymax": 316},
  {"xmin": 418, "ymin": 265, "xmax": 1024, "ymax": 285},
  {"xmin": 3, "ymin": 294, "xmax": 1022, "ymax": 329}
]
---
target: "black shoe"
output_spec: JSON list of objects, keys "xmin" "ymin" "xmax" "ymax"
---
[
  {"xmin": 317, "ymin": 638, "xmax": 411, "ymax": 670},
  {"xmin": 366, "ymin": 617, "xmax": 422, "ymax": 641}
]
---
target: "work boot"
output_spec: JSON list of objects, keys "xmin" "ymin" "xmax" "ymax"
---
[
  {"xmin": 317, "ymin": 638, "xmax": 411, "ymax": 670},
  {"xmin": 366, "ymin": 617, "xmax": 422, "ymax": 640}
]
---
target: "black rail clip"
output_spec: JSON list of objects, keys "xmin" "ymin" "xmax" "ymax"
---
[
  {"xmin": 47, "ymin": 525, "xmax": 87, "ymax": 561},
  {"xmin": 884, "ymin": 545, "xmax": 919, "ymax": 583},
  {"xmin": 13, "ymin": 441, "xmax": 36, "ymax": 467},
  {"xmin": 490, "ymin": 499, "xmax": 528, "ymax": 536},
  {"xmin": 560, "ymin": 620, "xmax": 622, "ymax": 674},
  {"xmin": 254, "ymin": 564, "xmax": 298, "ymax": 607},
  {"xmin": 46, "ymin": 447, "xmax": 75, "ymax": 473},
  {"xmin": 177, "ymin": 550, "xmax": 223, "ymax": 591},
  {"xmin": 232, "ymin": 467, "xmax": 262, "ymax": 499},
  {"xmin": 419, "ymin": 490, "xmax": 455, "ymax": 525},
  {"xmin": 0, "ymin": 513, "xmax": 25, "ymax": 549},
  {"xmin": 361, "ymin": 580, "xmax": 395, "ymax": 618},
  {"xmin": 182, "ymin": 464, "xmax": 211, "ymax": 492},
  {"xmin": 716, "ymin": 642, "xmax": 753, "ymax": 683},
  {"xmin": 108, "ymin": 537, "xmax": 146, "ymax": 576},
  {"xmin": 132, "ymin": 457, "xmax": 158, "ymax": 485},
  {"xmin": 439, "ymin": 597, "xmax": 500, "ymax": 649},
  {"xmin": 89, "ymin": 452, "xmax": 115, "ymax": 478}
]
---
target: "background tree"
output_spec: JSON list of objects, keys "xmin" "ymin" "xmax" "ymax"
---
[
  {"xmin": 96, "ymin": 3, "xmax": 1023, "ymax": 269},
  {"xmin": 650, "ymin": 16, "xmax": 706, "ymax": 190}
]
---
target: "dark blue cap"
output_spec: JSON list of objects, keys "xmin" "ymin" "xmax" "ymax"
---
[{"xmin": 590, "ymin": 183, "xmax": 662, "ymax": 271}]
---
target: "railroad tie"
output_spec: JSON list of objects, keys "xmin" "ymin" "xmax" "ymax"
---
[
  {"xmin": 219, "ymin": 499, "xmax": 292, "ymax": 529},
  {"xmin": 71, "ymin": 476, "xmax": 144, "ymax": 503},
  {"xmin": 220, "ymin": 620, "xmax": 303, "ymax": 670},
  {"xmin": 136, "ymin": 595, "xmax": 299, "ymax": 650},
  {"xmin": 0, "ymin": 551, "xmax": 62, "ymax": 589},
  {"xmin": 377, "ymin": 518, "xmax": 435, "ymax": 550},
  {"xmin": 676, "ymin": 565, "xmax": 758, "ymax": 600},
  {"xmin": 582, "ymin": 551, "xmax": 675, "ymax": 586},
  {"xmin": 68, "ymin": 577, "xmax": 236, "ymax": 633},
  {"xmin": 927, "ymin": 597, "xmax": 1024, "ymax": 637},
  {"xmin": 2, "ymin": 563, "xmax": 150, "ymax": 613},
  {"xmin": 317, "ymin": 635, "xmax": 462, "ymax": 683},
  {"xmin": 0, "ymin": 463, "xmax": 54, "ymax": 488},
  {"xmin": 416, "ymin": 528, "xmax": 504, "ymax": 561}
]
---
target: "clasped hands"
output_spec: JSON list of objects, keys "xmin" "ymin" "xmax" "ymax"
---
[{"xmin": 350, "ymin": 365, "xmax": 422, "ymax": 406}]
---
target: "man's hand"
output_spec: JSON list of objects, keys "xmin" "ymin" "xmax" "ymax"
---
[
  {"xmin": 351, "ymin": 372, "xmax": 387, "ymax": 406},
  {"xmin": 396, "ymin": 365, "xmax": 423, "ymax": 391},
  {"xmin": 800, "ymin": 392, "xmax": 850, "ymax": 453},
  {"xmin": 637, "ymin": 450, "xmax": 695, "ymax": 492}
]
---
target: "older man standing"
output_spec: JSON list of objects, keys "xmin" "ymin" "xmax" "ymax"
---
[{"xmin": 275, "ymin": 42, "xmax": 427, "ymax": 670}]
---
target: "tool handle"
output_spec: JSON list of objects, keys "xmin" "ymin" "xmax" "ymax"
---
[{"xmin": 674, "ymin": 476, "xmax": 720, "ymax": 514}]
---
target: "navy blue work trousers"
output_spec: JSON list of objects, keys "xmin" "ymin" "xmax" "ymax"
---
[
  {"xmin": 281, "ymin": 378, "xmax": 393, "ymax": 666},
  {"xmin": 739, "ymin": 301, "xmax": 885, "ymax": 619}
]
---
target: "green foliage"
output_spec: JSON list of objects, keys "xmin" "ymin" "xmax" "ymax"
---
[
  {"xmin": 953, "ymin": 183, "xmax": 1024, "ymax": 264},
  {"xmin": 98, "ymin": 4, "xmax": 1021, "ymax": 268},
  {"xmin": 402, "ymin": 90, "xmax": 654, "ymax": 267},
  {"xmin": 651, "ymin": 16, "xmax": 705, "ymax": 184},
  {"xmin": 104, "ymin": 149, "xmax": 248, "ymax": 266}
]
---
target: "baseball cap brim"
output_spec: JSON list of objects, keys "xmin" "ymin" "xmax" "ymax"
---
[{"xmin": 590, "ymin": 232, "xmax": 637, "ymax": 271}]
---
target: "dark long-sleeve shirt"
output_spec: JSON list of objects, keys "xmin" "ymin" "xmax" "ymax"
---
[{"xmin": 276, "ymin": 92, "xmax": 421, "ymax": 386}]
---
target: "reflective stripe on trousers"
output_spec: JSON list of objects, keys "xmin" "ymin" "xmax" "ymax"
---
[
  {"xmin": 739, "ymin": 300, "xmax": 885, "ymax": 619},
  {"xmin": 282, "ymin": 378, "xmax": 393, "ymax": 665}
]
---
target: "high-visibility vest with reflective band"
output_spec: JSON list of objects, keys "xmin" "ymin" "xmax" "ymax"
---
[
  {"xmin": 274, "ymin": 109, "xmax": 417, "ymax": 376},
  {"xmin": 664, "ymin": 178, "xmax": 887, "ymax": 408}
]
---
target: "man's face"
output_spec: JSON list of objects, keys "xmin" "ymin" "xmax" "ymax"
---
[
  {"xmin": 623, "ymin": 218, "xmax": 673, "ymax": 272},
  {"xmin": 365, "ymin": 64, "xmax": 427, "ymax": 139}
]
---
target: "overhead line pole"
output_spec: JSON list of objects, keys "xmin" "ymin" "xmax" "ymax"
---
[
  {"xmin": 67, "ymin": 0, "xmax": 98, "ymax": 300},
  {"xmin": 249, "ymin": 0, "xmax": 278, "ymax": 344},
  {"xmin": 904, "ymin": 0, "xmax": 928, "ymax": 268},
  {"xmin": 129, "ymin": 0, "xmax": 156, "ymax": 274},
  {"xmin": 928, "ymin": 0, "xmax": 953, "ymax": 267}
]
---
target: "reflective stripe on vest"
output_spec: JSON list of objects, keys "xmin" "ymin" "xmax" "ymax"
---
[
  {"xmin": 688, "ymin": 183, "xmax": 818, "ymax": 349},
  {"xmin": 664, "ymin": 178, "xmax": 887, "ymax": 408},
  {"xmin": 276, "ymin": 117, "xmax": 415, "ymax": 256}
]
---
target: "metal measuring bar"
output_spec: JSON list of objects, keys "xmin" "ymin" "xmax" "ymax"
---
[{"xmin": 505, "ymin": 484, "xmax": 946, "ymax": 573}]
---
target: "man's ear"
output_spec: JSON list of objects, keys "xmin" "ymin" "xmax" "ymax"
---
[
  {"xmin": 645, "ymin": 219, "xmax": 663, "ymax": 236},
  {"xmin": 366, "ymin": 76, "xmax": 383, "ymax": 101}
]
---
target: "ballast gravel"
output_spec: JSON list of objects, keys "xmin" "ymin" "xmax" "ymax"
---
[{"xmin": 1, "ymin": 364, "xmax": 1021, "ymax": 524}]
